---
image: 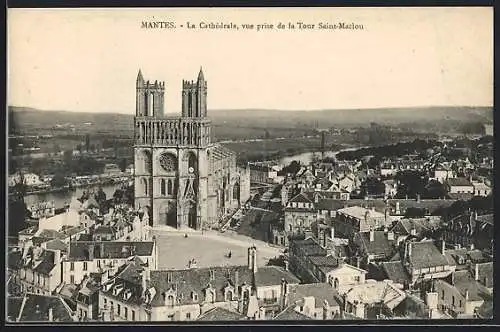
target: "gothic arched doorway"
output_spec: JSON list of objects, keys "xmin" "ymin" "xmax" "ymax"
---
[
  {"xmin": 233, "ymin": 182, "xmax": 240, "ymax": 203},
  {"xmin": 188, "ymin": 202, "xmax": 197, "ymax": 229},
  {"xmin": 160, "ymin": 202, "xmax": 177, "ymax": 228}
]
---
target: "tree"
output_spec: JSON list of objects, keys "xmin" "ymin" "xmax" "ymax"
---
[
  {"xmin": 50, "ymin": 174, "xmax": 68, "ymax": 188},
  {"xmin": 118, "ymin": 158, "xmax": 129, "ymax": 172},
  {"xmin": 404, "ymin": 207, "xmax": 426, "ymax": 218}
]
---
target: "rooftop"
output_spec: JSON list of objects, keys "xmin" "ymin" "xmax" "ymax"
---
[
  {"xmin": 288, "ymin": 283, "xmax": 343, "ymax": 308},
  {"xmin": 197, "ymin": 307, "xmax": 246, "ymax": 321},
  {"xmin": 15, "ymin": 293, "xmax": 75, "ymax": 322},
  {"xmin": 408, "ymin": 240, "xmax": 449, "ymax": 270},
  {"xmin": 446, "ymin": 177, "xmax": 473, "ymax": 187}
]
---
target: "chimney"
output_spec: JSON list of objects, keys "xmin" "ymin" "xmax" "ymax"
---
[
  {"xmin": 88, "ymin": 245, "xmax": 94, "ymax": 260},
  {"xmin": 330, "ymin": 227, "xmax": 335, "ymax": 239},
  {"xmin": 252, "ymin": 246, "xmax": 258, "ymax": 273},
  {"xmin": 465, "ymin": 289, "xmax": 469, "ymax": 301},
  {"xmin": 247, "ymin": 247, "xmax": 253, "ymax": 270},
  {"xmin": 280, "ymin": 278, "xmax": 288, "ymax": 310},
  {"xmin": 259, "ymin": 307, "xmax": 266, "ymax": 320},
  {"xmin": 416, "ymin": 194, "xmax": 421, "ymax": 203},
  {"xmin": 395, "ymin": 202, "xmax": 401, "ymax": 215},
  {"xmin": 451, "ymin": 272, "xmax": 455, "ymax": 285},
  {"xmin": 387, "ymin": 231, "xmax": 394, "ymax": 241},
  {"xmin": 234, "ymin": 270, "xmax": 239, "ymax": 289},
  {"xmin": 369, "ymin": 229, "xmax": 375, "ymax": 242},
  {"xmin": 474, "ymin": 264, "xmax": 479, "ymax": 281},
  {"xmin": 48, "ymin": 308, "xmax": 53, "ymax": 322},
  {"xmin": 469, "ymin": 243, "xmax": 475, "ymax": 251},
  {"xmin": 356, "ymin": 256, "xmax": 361, "ymax": 268},
  {"xmin": 100, "ymin": 243, "xmax": 105, "ymax": 258},
  {"xmin": 284, "ymin": 259, "xmax": 289, "ymax": 271},
  {"xmin": 407, "ymin": 242, "xmax": 412, "ymax": 258},
  {"xmin": 441, "ymin": 240, "xmax": 446, "ymax": 255},
  {"xmin": 410, "ymin": 227, "xmax": 417, "ymax": 236},
  {"xmin": 141, "ymin": 266, "xmax": 150, "ymax": 296}
]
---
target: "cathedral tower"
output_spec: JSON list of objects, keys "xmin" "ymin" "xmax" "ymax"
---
[
  {"xmin": 134, "ymin": 68, "xmax": 211, "ymax": 230},
  {"xmin": 182, "ymin": 67, "xmax": 208, "ymax": 118}
]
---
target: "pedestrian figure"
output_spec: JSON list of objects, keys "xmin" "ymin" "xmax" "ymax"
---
[
  {"xmin": 184, "ymin": 233, "xmax": 188, "ymax": 238},
  {"xmin": 228, "ymin": 251, "xmax": 232, "ymax": 258}
]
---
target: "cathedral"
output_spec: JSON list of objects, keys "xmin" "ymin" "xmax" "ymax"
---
[{"xmin": 134, "ymin": 68, "xmax": 250, "ymax": 230}]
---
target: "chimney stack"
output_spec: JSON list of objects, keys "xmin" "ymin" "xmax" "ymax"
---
[
  {"xmin": 284, "ymin": 259, "xmax": 289, "ymax": 271},
  {"xmin": 407, "ymin": 242, "xmax": 412, "ymax": 258},
  {"xmin": 48, "ymin": 308, "xmax": 53, "ymax": 322},
  {"xmin": 234, "ymin": 270, "xmax": 239, "ymax": 289},
  {"xmin": 395, "ymin": 202, "xmax": 401, "ymax": 215},
  {"xmin": 410, "ymin": 227, "xmax": 417, "ymax": 236},
  {"xmin": 441, "ymin": 240, "xmax": 446, "ymax": 255},
  {"xmin": 387, "ymin": 231, "xmax": 394, "ymax": 241},
  {"xmin": 88, "ymin": 245, "xmax": 94, "ymax": 260},
  {"xmin": 330, "ymin": 227, "xmax": 335, "ymax": 240},
  {"xmin": 465, "ymin": 289, "xmax": 469, "ymax": 301},
  {"xmin": 474, "ymin": 264, "xmax": 479, "ymax": 281},
  {"xmin": 369, "ymin": 229, "xmax": 375, "ymax": 242},
  {"xmin": 141, "ymin": 266, "xmax": 150, "ymax": 296}
]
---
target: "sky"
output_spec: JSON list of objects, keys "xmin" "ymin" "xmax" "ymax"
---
[{"xmin": 8, "ymin": 7, "xmax": 493, "ymax": 114}]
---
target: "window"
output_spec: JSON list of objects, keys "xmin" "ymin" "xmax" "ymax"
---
[
  {"xmin": 186, "ymin": 312, "xmax": 191, "ymax": 320},
  {"xmin": 161, "ymin": 179, "xmax": 166, "ymax": 196},
  {"xmin": 131, "ymin": 310, "xmax": 136, "ymax": 321},
  {"xmin": 167, "ymin": 180, "xmax": 173, "ymax": 195},
  {"xmin": 169, "ymin": 294, "xmax": 178, "ymax": 307},
  {"xmin": 70, "ymin": 262, "xmax": 75, "ymax": 271},
  {"xmin": 70, "ymin": 275, "xmax": 75, "ymax": 284},
  {"xmin": 459, "ymin": 300, "xmax": 462, "ymax": 307},
  {"xmin": 83, "ymin": 262, "xmax": 88, "ymax": 271},
  {"xmin": 97, "ymin": 260, "xmax": 101, "ymax": 268},
  {"xmin": 104, "ymin": 298, "xmax": 107, "ymax": 307},
  {"xmin": 124, "ymin": 307, "xmax": 128, "ymax": 319},
  {"xmin": 452, "ymin": 296, "xmax": 455, "ymax": 307},
  {"xmin": 354, "ymin": 276, "xmax": 361, "ymax": 282},
  {"xmin": 117, "ymin": 304, "xmax": 121, "ymax": 315},
  {"xmin": 441, "ymin": 290, "xmax": 444, "ymax": 300}
]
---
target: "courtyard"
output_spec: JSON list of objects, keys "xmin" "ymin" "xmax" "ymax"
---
[{"xmin": 151, "ymin": 229, "xmax": 282, "ymax": 270}]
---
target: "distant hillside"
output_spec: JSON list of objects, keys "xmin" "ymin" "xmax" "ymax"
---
[{"xmin": 8, "ymin": 106, "xmax": 493, "ymax": 135}]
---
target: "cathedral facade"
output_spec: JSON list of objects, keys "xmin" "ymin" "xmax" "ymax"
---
[{"xmin": 134, "ymin": 68, "xmax": 250, "ymax": 230}]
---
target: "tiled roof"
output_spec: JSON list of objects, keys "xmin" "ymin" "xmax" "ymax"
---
[
  {"xmin": 288, "ymin": 283, "xmax": 342, "ymax": 308},
  {"xmin": 450, "ymin": 270, "xmax": 489, "ymax": 302},
  {"xmin": 381, "ymin": 261, "xmax": 411, "ymax": 285},
  {"xmin": 16, "ymin": 294, "xmax": 74, "ymax": 322},
  {"xmin": 446, "ymin": 177, "xmax": 473, "ymax": 187},
  {"xmin": 37, "ymin": 229, "xmax": 67, "ymax": 240},
  {"xmin": 408, "ymin": 241, "xmax": 449, "ymax": 269},
  {"xmin": 7, "ymin": 297, "xmax": 24, "ymax": 321},
  {"xmin": 19, "ymin": 226, "xmax": 38, "ymax": 236},
  {"xmin": 447, "ymin": 193, "xmax": 474, "ymax": 201},
  {"xmin": 8, "ymin": 250, "xmax": 22, "ymax": 270},
  {"xmin": 344, "ymin": 281, "xmax": 406, "ymax": 309},
  {"xmin": 388, "ymin": 198, "xmax": 456, "ymax": 213},
  {"xmin": 355, "ymin": 231, "xmax": 397, "ymax": 258},
  {"xmin": 254, "ymin": 266, "xmax": 300, "ymax": 287},
  {"xmin": 288, "ymin": 192, "xmax": 314, "ymax": 204},
  {"xmin": 292, "ymin": 237, "xmax": 328, "ymax": 257},
  {"xmin": 94, "ymin": 225, "xmax": 115, "ymax": 234},
  {"xmin": 68, "ymin": 241, "xmax": 154, "ymax": 261},
  {"xmin": 273, "ymin": 306, "xmax": 312, "ymax": 320},
  {"xmin": 337, "ymin": 206, "xmax": 385, "ymax": 221},
  {"xmin": 476, "ymin": 262, "xmax": 493, "ymax": 288},
  {"xmin": 197, "ymin": 307, "xmax": 246, "ymax": 321},
  {"xmin": 44, "ymin": 238, "xmax": 68, "ymax": 253},
  {"xmin": 100, "ymin": 258, "xmax": 144, "ymax": 306},
  {"xmin": 316, "ymin": 199, "xmax": 386, "ymax": 212},
  {"xmin": 476, "ymin": 214, "xmax": 493, "ymax": 226},
  {"xmin": 148, "ymin": 265, "xmax": 254, "ymax": 307}
]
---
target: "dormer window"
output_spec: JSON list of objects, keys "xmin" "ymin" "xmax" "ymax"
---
[
  {"xmin": 191, "ymin": 292, "xmax": 198, "ymax": 302},
  {"xmin": 205, "ymin": 288, "xmax": 216, "ymax": 303},
  {"xmin": 165, "ymin": 294, "xmax": 175, "ymax": 307}
]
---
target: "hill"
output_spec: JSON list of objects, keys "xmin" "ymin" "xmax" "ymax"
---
[{"xmin": 9, "ymin": 105, "xmax": 493, "ymax": 137}]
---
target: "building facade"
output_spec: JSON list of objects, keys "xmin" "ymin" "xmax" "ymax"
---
[{"xmin": 134, "ymin": 68, "xmax": 250, "ymax": 230}]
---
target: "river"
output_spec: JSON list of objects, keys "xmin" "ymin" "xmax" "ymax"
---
[
  {"xmin": 278, "ymin": 145, "xmax": 365, "ymax": 165},
  {"xmin": 23, "ymin": 183, "xmax": 126, "ymax": 210}
]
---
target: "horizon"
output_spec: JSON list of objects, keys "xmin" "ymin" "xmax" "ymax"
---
[
  {"xmin": 8, "ymin": 104, "xmax": 494, "ymax": 116},
  {"xmin": 8, "ymin": 8, "xmax": 493, "ymax": 114}
]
